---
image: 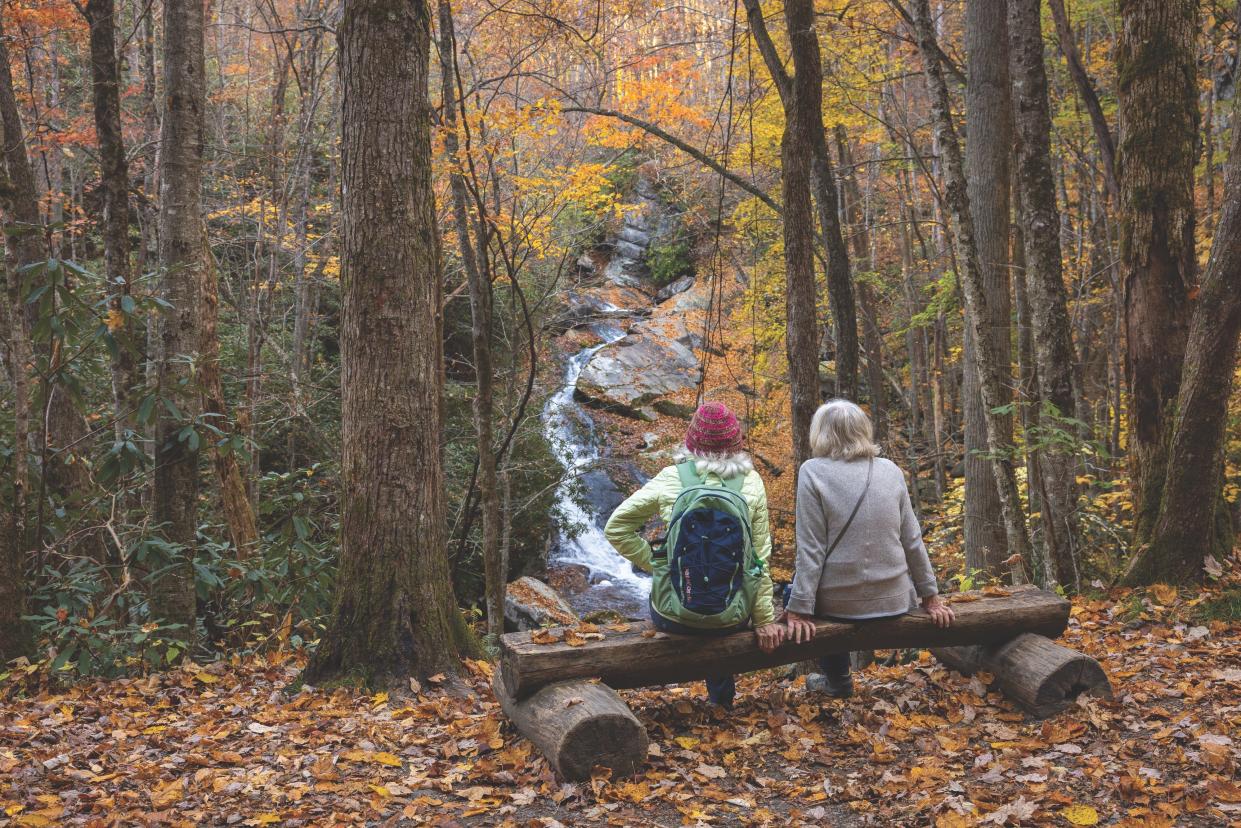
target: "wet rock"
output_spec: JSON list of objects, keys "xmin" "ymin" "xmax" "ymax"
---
[
  {"xmin": 604, "ymin": 256, "xmax": 647, "ymax": 287},
  {"xmin": 654, "ymin": 275, "xmax": 694, "ymax": 303},
  {"xmin": 613, "ymin": 239, "xmax": 646, "ymax": 261},
  {"xmin": 618, "ymin": 226, "xmax": 650, "ymax": 248},
  {"xmin": 546, "ymin": 564, "xmax": 591, "ymax": 595},
  {"xmin": 652, "ymin": 399, "xmax": 697, "ymax": 419},
  {"xmin": 556, "ymin": 284, "xmax": 651, "ymax": 331},
  {"xmin": 505, "ymin": 576, "xmax": 579, "ymax": 631},
  {"xmin": 575, "ymin": 334, "xmax": 701, "ymax": 419}
]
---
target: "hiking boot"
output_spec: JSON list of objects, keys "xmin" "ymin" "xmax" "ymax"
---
[{"xmin": 806, "ymin": 672, "xmax": 854, "ymax": 699}]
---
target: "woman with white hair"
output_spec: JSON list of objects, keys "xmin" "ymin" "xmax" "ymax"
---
[{"xmin": 782, "ymin": 399, "xmax": 954, "ymax": 698}]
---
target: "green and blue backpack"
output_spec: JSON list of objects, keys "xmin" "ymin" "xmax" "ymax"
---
[{"xmin": 649, "ymin": 462, "xmax": 765, "ymax": 629}]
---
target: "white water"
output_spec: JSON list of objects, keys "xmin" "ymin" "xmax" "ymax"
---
[{"xmin": 541, "ymin": 327, "xmax": 651, "ymax": 611}]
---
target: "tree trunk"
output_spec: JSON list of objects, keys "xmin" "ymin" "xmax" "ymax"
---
[
  {"xmin": 962, "ymin": 0, "xmax": 1016, "ymax": 577},
  {"xmin": 834, "ymin": 124, "xmax": 888, "ymax": 440},
  {"xmin": 1116, "ymin": 0, "xmax": 1198, "ymax": 551},
  {"xmin": 500, "ymin": 587, "xmax": 1069, "ymax": 699},
  {"xmin": 779, "ymin": 0, "xmax": 824, "ymax": 467},
  {"xmin": 1045, "ymin": 0, "xmax": 1118, "ymax": 203},
  {"xmin": 1125, "ymin": 93, "xmax": 1241, "ymax": 584},
  {"xmin": 493, "ymin": 672, "xmax": 648, "ymax": 782},
  {"xmin": 911, "ymin": 0, "xmax": 1033, "ymax": 575},
  {"xmin": 1008, "ymin": 0, "xmax": 1081, "ymax": 589},
  {"xmin": 84, "ymin": 0, "xmax": 138, "ymax": 444},
  {"xmin": 437, "ymin": 0, "xmax": 502, "ymax": 639},
  {"xmin": 151, "ymin": 0, "xmax": 208, "ymax": 638},
  {"xmin": 932, "ymin": 633, "xmax": 1112, "ymax": 718},
  {"xmin": 303, "ymin": 0, "xmax": 465, "ymax": 685},
  {"xmin": 0, "ymin": 144, "xmax": 30, "ymax": 660},
  {"xmin": 742, "ymin": 0, "xmax": 859, "ymax": 403}
]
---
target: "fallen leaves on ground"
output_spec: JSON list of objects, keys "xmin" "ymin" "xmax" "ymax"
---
[{"xmin": 1, "ymin": 584, "xmax": 1239, "ymax": 826}]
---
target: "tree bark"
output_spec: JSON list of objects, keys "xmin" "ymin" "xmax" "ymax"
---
[
  {"xmin": 910, "ymin": 0, "xmax": 1033, "ymax": 575},
  {"xmin": 437, "ymin": 0, "xmax": 502, "ymax": 638},
  {"xmin": 500, "ymin": 587, "xmax": 1069, "ymax": 699},
  {"xmin": 778, "ymin": 0, "xmax": 825, "ymax": 467},
  {"xmin": 962, "ymin": 0, "xmax": 1016, "ymax": 577},
  {"xmin": 151, "ymin": 0, "xmax": 208, "ymax": 638},
  {"xmin": 1125, "ymin": 92, "xmax": 1241, "ymax": 584},
  {"xmin": 493, "ymin": 672, "xmax": 648, "ymax": 782},
  {"xmin": 0, "ymin": 140, "xmax": 30, "ymax": 660},
  {"xmin": 932, "ymin": 633, "xmax": 1112, "ymax": 718},
  {"xmin": 1008, "ymin": 0, "xmax": 1082, "ymax": 589},
  {"xmin": 303, "ymin": 0, "xmax": 465, "ymax": 685},
  {"xmin": 834, "ymin": 124, "xmax": 887, "ymax": 439},
  {"xmin": 742, "ymin": 0, "xmax": 859, "ymax": 402},
  {"xmin": 83, "ymin": 0, "xmax": 138, "ymax": 443},
  {"xmin": 1116, "ymin": 0, "xmax": 1198, "ymax": 550}
]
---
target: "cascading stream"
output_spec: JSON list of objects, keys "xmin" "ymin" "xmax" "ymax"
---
[{"xmin": 541, "ymin": 324, "xmax": 652, "ymax": 617}]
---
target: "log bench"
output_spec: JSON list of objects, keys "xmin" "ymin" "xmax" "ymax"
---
[{"xmin": 495, "ymin": 586, "xmax": 1112, "ymax": 780}]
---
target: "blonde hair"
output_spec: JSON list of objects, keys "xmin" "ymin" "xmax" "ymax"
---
[
  {"xmin": 809, "ymin": 399, "xmax": 880, "ymax": 461},
  {"xmin": 673, "ymin": 449, "xmax": 754, "ymax": 480}
]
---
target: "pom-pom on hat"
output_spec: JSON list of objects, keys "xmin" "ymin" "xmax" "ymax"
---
[{"xmin": 685, "ymin": 401, "xmax": 744, "ymax": 455}]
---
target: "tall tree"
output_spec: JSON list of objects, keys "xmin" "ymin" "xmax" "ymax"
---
[
  {"xmin": 151, "ymin": 0, "xmax": 209, "ymax": 637},
  {"xmin": 1136, "ymin": 102, "xmax": 1241, "ymax": 583},
  {"xmin": 910, "ymin": 0, "xmax": 1033, "ymax": 575},
  {"xmin": 304, "ymin": 0, "xmax": 466, "ymax": 684},
  {"xmin": 437, "ymin": 0, "xmax": 502, "ymax": 639},
  {"xmin": 962, "ymin": 0, "xmax": 1015, "ymax": 576},
  {"xmin": 81, "ymin": 0, "xmax": 138, "ymax": 442},
  {"xmin": 1007, "ymin": 0, "xmax": 1082, "ymax": 588},
  {"xmin": 1114, "ymin": 0, "xmax": 1198, "ymax": 552},
  {"xmin": 777, "ymin": 0, "xmax": 825, "ymax": 466},
  {"xmin": 742, "ymin": 0, "xmax": 860, "ymax": 404}
]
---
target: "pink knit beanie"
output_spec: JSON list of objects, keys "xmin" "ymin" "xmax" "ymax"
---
[{"xmin": 685, "ymin": 402, "xmax": 743, "ymax": 454}]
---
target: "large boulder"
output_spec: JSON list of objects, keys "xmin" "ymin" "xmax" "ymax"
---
[
  {"xmin": 505, "ymin": 576, "xmax": 579, "ymax": 631},
  {"xmin": 555, "ymin": 284, "xmax": 651, "ymax": 331},
  {"xmin": 575, "ymin": 333, "xmax": 701, "ymax": 419}
]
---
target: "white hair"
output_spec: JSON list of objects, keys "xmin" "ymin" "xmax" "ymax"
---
[
  {"xmin": 673, "ymin": 448, "xmax": 754, "ymax": 480},
  {"xmin": 809, "ymin": 399, "xmax": 880, "ymax": 461}
]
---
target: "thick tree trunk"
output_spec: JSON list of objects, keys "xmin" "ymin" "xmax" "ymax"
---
[
  {"xmin": 1008, "ymin": 0, "xmax": 1081, "ymax": 589},
  {"xmin": 303, "ymin": 0, "xmax": 465, "ymax": 685},
  {"xmin": 437, "ymin": 0, "xmax": 502, "ymax": 639},
  {"xmin": 778, "ymin": 0, "xmax": 824, "ymax": 467},
  {"xmin": 500, "ymin": 587, "xmax": 1069, "ymax": 699},
  {"xmin": 151, "ymin": 0, "xmax": 208, "ymax": 638},
  {"xmin": 1125, "ymin": 96, "xmax": 1241, "ymax": 584},
  {"xmin": 911, "ymin": 0, "xmax": 1033, "ymax": 574},
  {"xmin": 84, "ymin": 0, "xmax": 138, "ymax": 443},
  {"xmin": 1116, "ymin": 0, "xmax": 1197, "ymax": 550},
  {"xmin": 0, "ymin": 150, "xmax": 30, "ymax": 660},
  {"xmin": 962, "ymin": 0, "xmax": 1015, "ymax": 577}
]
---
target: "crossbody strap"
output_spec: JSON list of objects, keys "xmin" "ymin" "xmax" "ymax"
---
[{"xmin": 822, "ymin": 457, "xmax": 873, "ymax": 563}]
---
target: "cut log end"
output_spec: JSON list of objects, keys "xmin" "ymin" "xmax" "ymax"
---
[
  {"xmin": 493, "ymin": 671, "xmax": 648, "ymax": 781},
  {"xmin": 934, "ymin": 633, "xmax": 1113, "ymax": 718}
]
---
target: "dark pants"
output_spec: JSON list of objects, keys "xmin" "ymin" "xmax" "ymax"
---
[
  {"xmin": 649, "ymin": 604, "xmax": 748, "ymax": 706},
  {"xmin": 780, "ymin": 585, "xmax": 853, "ymax": 680}
]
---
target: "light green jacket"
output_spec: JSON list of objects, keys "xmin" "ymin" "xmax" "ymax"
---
[{"xmin": 604, "ymin": 464, "xmax": 776, "ymax": 626}]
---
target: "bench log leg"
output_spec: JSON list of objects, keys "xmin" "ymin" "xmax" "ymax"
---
[
  {"xmin": 932, "ymin": 633, "xmax": 1113, "ymax": 718},
  {"xmin": 493, "ymin": 671, "xmax": 648, "ymax": 781}
]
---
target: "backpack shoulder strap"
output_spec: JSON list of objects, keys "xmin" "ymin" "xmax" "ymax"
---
[
  {"xmin": 823, "ymin": 457, "xmax": 873, "ymax": 563},
  {"xmin": 676, "ymin": 461, "xmax": 701, "ymax": 491},
  {"xmin": 720, "ymin": 471, "xmax": 746, "ymax": 494}
]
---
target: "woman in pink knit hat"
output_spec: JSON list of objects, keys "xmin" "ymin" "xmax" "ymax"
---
[{"xmin": 605, "ymin": 401, "xmax": 782, "ymax": 707}]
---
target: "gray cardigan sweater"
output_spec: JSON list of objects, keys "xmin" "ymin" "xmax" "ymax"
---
[{"xmin": 787, "ymin": 456, "xmax": 939, "ymax": 619}]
